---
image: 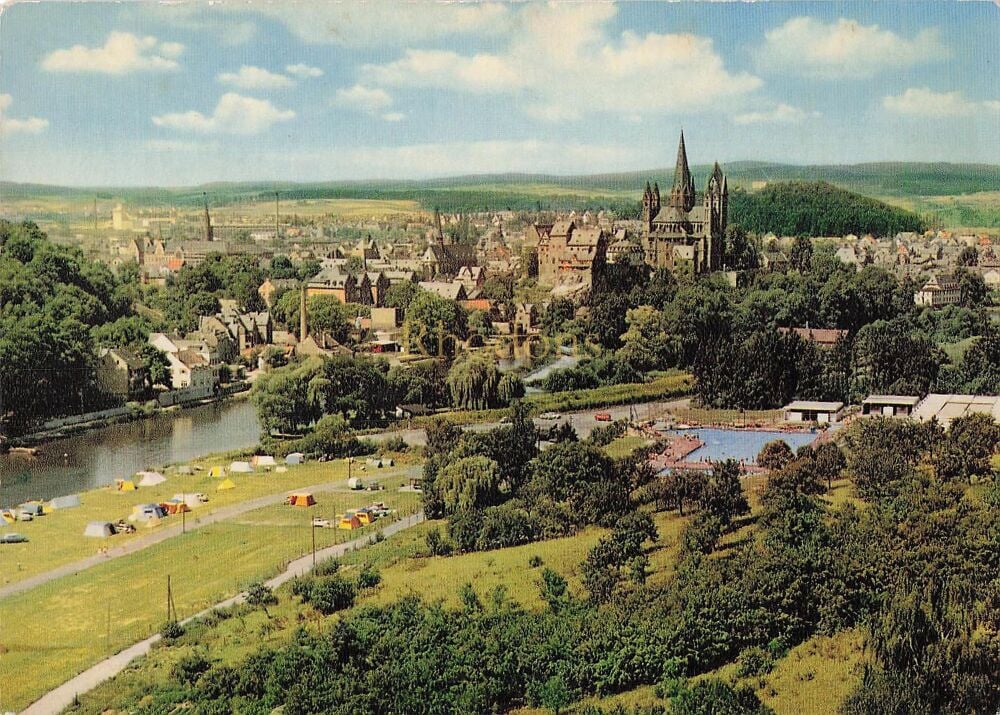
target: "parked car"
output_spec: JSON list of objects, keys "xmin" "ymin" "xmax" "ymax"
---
[
  {"xmin": 594, "ymin": 412, "xmax": 612, "ymax": 422},
  {"xmin": 539, "ymin": 412, "xmax": 562, "ymax": 420},
  {"xmin": 0, "ymin": 533, "xmax": 29, "ymax": 544},
  {"xmin": 312, "ymin": 517, "xmax": 333, "ymax": 529}
]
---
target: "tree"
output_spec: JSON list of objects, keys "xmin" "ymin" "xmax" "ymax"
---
[
  {"xmin": 245, "ymin": 581, "xmax": 278, "ymax": 617},
  {"xmin": 497, "ymin": 373, "xmax": 525, "ymax": 405},
  {"xmin": 537, "ymin": 568, "xmax": 569, "ymax": 612},
  {"xmin": 935, "ymin": 413, "xmax": 999, "ymax": 483},
  {"xmin": 541, "ymin": 298, "xmax": 575, "ymax": 337},
  {"xmin": 437, "ymin": 456, "xmax": 502, "ymax": 513},
  {"xmin": 537, "ymin": 675, "xmax": 571, "ymax": 715},
  {"xmin": 404, "ymin": 291, "xmax": 467, "ymax": 357},
  {"xmin": 789, "ymin": 235, "xmax": 813, "ymax": 272},
  {"xmin": 137, "ymin": 344, "xmax": 171, "ymax": 389},
  {"xmin": 617, "ymin": 305, "xmax": 674, "ymax": 372},
  {"xmin": 581, "ymin": 512, "xmax": 658, "ymax": 602},
  {"xmin": 757, "ymin": 439, "xmax": 794, "ymax": 471},
  {"xmin": 723, "ymin": 223, "xmax": 760, "ymax": 272},
  {"xmin": 698, "ymin": 460, "xmax": 749, "ymax": 526},
  {"xmin": 447, "ymin": 351, "xmax": 501, "ymax": 409},
  {"xmin": 813, "ymin": 441, "xmax": 847, "ymax": 490}
]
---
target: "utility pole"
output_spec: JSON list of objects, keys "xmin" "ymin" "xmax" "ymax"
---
[
  {"xmin": 311, "ymin": 517, "xmax": 317, "ymax": 566},
  {"xmin": 166, "ymin": 574, "xmax": 172, "ymax": 623},
  {"xmin": 274, "ymin": 191, "xmax": 280, "ymax": 240},
  {"xmin": 182, "ymin": 507, "xmax": 186, "ymax": 534}
]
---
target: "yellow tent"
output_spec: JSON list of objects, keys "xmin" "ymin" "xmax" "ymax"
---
[
  {"xmin": 217, "ymin": 478, "xmax": 236, "ymax": 491},
  {"xmin": 209, "ymin": 466, "xmax": 226, "ymax": 478},
  {"xmin": 338, "ymin": 514, "xmax": 362, "ymax": 530},
  {"xmin": 0, "ymin": 510, "xmax": 14, "ymax": 524},
  {"xmin": 116, "ymin": 479, "xmax": 137, "ymax": 492}
]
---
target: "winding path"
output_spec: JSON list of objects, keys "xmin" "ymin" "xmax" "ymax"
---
[{"xmin": 19, "ymin": 511, "xmax": 425, "ymax": 715}]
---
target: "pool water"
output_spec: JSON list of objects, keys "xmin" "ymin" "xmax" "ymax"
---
[{"xmin": 673, "ymin": 428, "xmax": 820, "ymax": 465}]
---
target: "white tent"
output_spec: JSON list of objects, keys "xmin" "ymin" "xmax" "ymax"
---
[
  {"xmin": 137, "ymin": 471, "xmax": 167, "ymax": 487},
  {"xmin": 173, "ymin": 493, "xmax": 205, "ymax": 509},
  {"xmin": 50, "ymin": 494, "xmax": 81, "ymax": 510},
  {"xmin": 84, "ymin": 521, "xmax": 116, "ymax": 538},
  {"xmin": 252, "ymin": 455, "xmax": 277, "ymax": 468},
  {"xmin": 285, "ymin": 452, "xmax": 304, "ymax": 465},
  {"xmin": 176, "ymin": 465, "xmax": 194, "ymax": 475},
  {"xmin": 230, "ymin": 461, "xmax": 253, "ymax": 473}
]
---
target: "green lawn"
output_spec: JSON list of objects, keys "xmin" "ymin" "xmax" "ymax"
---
[
  {"xmin": 0, "ymin": 454, "xmax": 417, "ymax": 588},
  {"xmin": 603, "ymin": 434, "xmax": 652, "ymax": 459},
  {"xmin": 0, "ymin": 486, "xmax": 420, "ymax": 712}
]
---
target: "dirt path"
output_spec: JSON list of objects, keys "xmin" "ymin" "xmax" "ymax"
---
[
  {"xmin": 0, "ymin": 466, "xmax": 421, "ymax": 601},
  {"xmin": 19, "ymin": 511, "xmax": 425, "ymax": 715}
]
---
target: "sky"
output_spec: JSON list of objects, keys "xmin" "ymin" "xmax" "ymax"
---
[{"xmin": 0, "ymin": 1, "xmax": 998, "ymax": 187}]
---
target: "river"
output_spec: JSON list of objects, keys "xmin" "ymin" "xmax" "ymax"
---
[{"xmin": 0, "ymin": 399, "xmax": 261, "ymax": 506}]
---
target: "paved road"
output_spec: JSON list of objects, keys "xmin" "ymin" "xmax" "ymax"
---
[
  {"xmin": 0, "ymin": 466, "xmax": 421, "ymax": 601},
  {"xmin": 367, "ymin": 398, "xmax": 690, "ymax": 447},
  {"xmin": 19, "ymin": 511, "xmax": 424, "ymax": 715}
]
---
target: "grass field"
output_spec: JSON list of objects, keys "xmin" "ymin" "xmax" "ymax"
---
[
  {"xmin": 0, "ymin": 482, "xmax": 421, "ymax": 712},
  {"xmin": 0, "ymin": 453, "xmax": 418, "ymax": 588},
  {"xmin": 234, "ymin": 197, "xmax": 423, "ymax": 219}
]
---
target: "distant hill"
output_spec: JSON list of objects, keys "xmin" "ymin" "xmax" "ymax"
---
[
  {"xmin": 729, "ymin": 181, "xmax": 924, "ymax": 238},
  {"xmin": 2, "ymin": 161, "xmax": 997, "ymax": 214}
]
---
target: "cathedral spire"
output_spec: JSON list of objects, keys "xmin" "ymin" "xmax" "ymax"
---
[
  {"xmin": 669, "ymin": 131, "xmax": 696, "ymax": 212},
  {"xmin": 202, "ymin": 192, "xmax": 214, "ymax": 241}
]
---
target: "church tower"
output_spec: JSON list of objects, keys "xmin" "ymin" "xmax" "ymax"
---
[
  {"xmin": 667, "ymin": 131, "xmax": 696, "ymax": 213},
  {"xmin": 202, "ymin": 193, "xmax": 214, "ymax": 242}
]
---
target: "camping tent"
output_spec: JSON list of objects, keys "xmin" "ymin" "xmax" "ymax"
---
[
  {"xmin": 137, "ymin": 471, "xmax": 166, "ymax": 487},
  {"xmin": 217, "ymin": 478, "xmax": 236, "ymax": 491},
  {"xmin": 50, "ymin": 494, "xmax": 82, "ymax": 510},
  {"xmin": 209, "ymin": 466, "xmax": 226, "ymax": 478},
  {"xmin": 84, "ymin": 521, "xmax": 116, "ymax": 538},
  {"xmin": 131, "ymin": 503, "xmax": 167, "ymax": 522},
  {"xmin": 0, "ymin": 510, "xmax": 15, "ymax": 524},
  {"xmin": 176, "ymin": 465, "xmax": 194, "ymax": 475},
  {"xmin": 18, "ymin": 502, "xmax": 44, "ymax": 517},
  {"xmin": 116, "ymin": 479, "xmax": 137, "ymax": 491},
  {"xmin": 161, "ymin": 500, "xmax": 190, "ymax": 515},
  {"xmin": 285, "ymin": 452, "xmax": 304, "ymax": 465},
  {"xmin": 288, "ymin": 492, "xmax": 316, "ymax": 507},
  {"xmin": 173, "ymin": 493, "xmax": 205, "ymax": 509},
  {"xmin": 252, "ymin": 455, "xmax": 277, "ymax": 468},
  {"xmin": 230, "ymin": 461, "xmax": 253, "ymax": 473},
  {"xmin": 338, "ymin": 514, "xmax": 362, "ymax": 530}
]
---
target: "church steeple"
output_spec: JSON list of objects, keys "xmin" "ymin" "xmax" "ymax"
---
[
  {"xmin": 668, "ymin": 131, "xmax": 696, "ymax": 213},
  {"xmin": 202, "ymin": 193, "xmax": 214, "ymax": 242}
]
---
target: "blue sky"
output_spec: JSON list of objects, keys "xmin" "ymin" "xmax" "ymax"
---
[{"xmin": 0, "ymin": 1, "xmax": 997, "ymax": 186}]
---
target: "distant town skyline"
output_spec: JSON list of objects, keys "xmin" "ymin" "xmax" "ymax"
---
[{"xmin": 1, "ymin": 1, "xmax": 998, "ymax": 186}]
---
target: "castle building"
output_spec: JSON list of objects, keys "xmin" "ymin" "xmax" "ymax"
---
[
  {"xmin": 535, "ymin": 220, "xmax": 608, "ymax": 291},
  {"xmin": 641, "ymin": 132, "xmax": 727, "ymax": 274}
]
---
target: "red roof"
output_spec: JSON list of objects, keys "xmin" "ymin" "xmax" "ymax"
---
[{"xmin": 778, "ymin": 327, "xmax": 848, "ymax": 346}]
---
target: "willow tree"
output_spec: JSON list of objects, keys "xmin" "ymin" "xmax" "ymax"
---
[{"xmin": 447, "ymin": 351, "xmax": 501, "ymax": 410}]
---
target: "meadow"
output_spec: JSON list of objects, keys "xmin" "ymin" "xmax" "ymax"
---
[{"xmin": 0, "ymin": 476, "xmax": 421, "ymax": 712}]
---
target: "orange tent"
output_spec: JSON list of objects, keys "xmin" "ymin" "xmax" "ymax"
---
[
  {"xmin": 160, "ymin": 501, "xmax": 190, "ymax": 515},
  {"xmin": 288, "ymin": 492, "xmax": 316, "ymax": 507},
  {"xmin": 338, "ymin": 514, "xmax": 362, "ymax": 530}
]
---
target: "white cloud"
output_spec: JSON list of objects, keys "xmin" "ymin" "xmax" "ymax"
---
[
  {"xmin": 755, "ymin": 17, "xmax": 947, "ymax": 79},
  {"xmin": 360, "ymin": 4, "xmax": 759, "ymax": 122},
  {"xmin": 333, "ymin": 84, "xmax": 404, "ymax": 122},
  {"xmin": 883, "ymin": 88, "xmax": 1000, "ymax": 117},
  {"xmin": 0, "ymin": 94, "xmax": 49, "ymax": 136},
  {"xmin": 251, "ymin": 3, "xmax": 510, "ymax": 47},
  {"xmin": 144, "ymin": 139, "xmax": 210, "ymax": 152},
  {"xmin": 42, "ymin": 31, "xmax": 184, "ymax": 74},
  {"xmin": 734, "ymin": 103, "xmax": 820, "ymax": 125},
  {"xmin": 217, "ymin": 65, "xmax": 294, "ymax": 90},
  {"xmin": 285, "ymin": 63, "xmax": 324, "ymax": 79},
  {"xmin": 152, "ymin": 93, "xmax": 295, "ymax": 135}
]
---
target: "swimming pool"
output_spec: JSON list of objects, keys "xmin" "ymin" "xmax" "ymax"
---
[{"xmin": 671, "ymin": 428, "xmax": 820, "ymax": 465}]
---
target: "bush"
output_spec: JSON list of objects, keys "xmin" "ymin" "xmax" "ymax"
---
[
  {"xmin": 160, "ymin": 620, "xmax": 185, "ymax": 641},
  {"xmin": 245, "ymin": 581, "xmax": 278, "ymax": 611},
  {"xmin": 303, "ymin": 575, "xmax": 356, "ymax": 614},
  {"xmin": 381, "ymin": 435, "xmax": 409, "ymax": 452},
  {"xmin": 313, "ymin": 557, "xmax": 341, "ymax": 577},
  {"xmin": 736, "ymin": 646, "xmax": 775, "ymax": 677},
  {"xmin": 356, "ymin": 564, "xmax": 382, "ymax": 590},
  {"xmin": 172, "ymin": 651, "xmax": 211, "ymax": 686},
  {"xmin": 528, "ymin": 554, "xmax": 544, "ymax": 568}
]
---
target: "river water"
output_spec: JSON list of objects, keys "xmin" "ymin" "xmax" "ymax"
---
[{"xmin": 0, "ymin": 400, "xmax": 261, "ymax": 506}]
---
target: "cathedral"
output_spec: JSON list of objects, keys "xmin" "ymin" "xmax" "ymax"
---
[{"xmin": 641, "ymin": 132, "xmax": 727, "ymax": 274}]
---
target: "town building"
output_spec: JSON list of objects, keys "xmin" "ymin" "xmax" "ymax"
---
[
  {"xmin": 95, "ymin": 348, "xmax": 149, "ymax": 400},
  {"xmin": 420, "ymin": 209, "xmax": 478, "ymax": 280},
  {"xmin": 535, "ymin": 220, "xmax": 608, "ymax": 291},
  {"xmin": 641, "ymin": 132, "xmax": 727, "ymax": 274},
  {"xmin": 306, "ymin": 267, "xmax": 373, "ymax": 305},
  {"xmin": 861, "ymin": 395, "xmax": 921, "ymax": 418},
  {"xmin": 915, "ymin": 273, "xmax": 961, "ymax": 308},
  {"xmin": 778, "ymin": 327, "xmax": 849, "ymax": 349},
  {"xmin": 782, "ymin": 400, "xmax": 844, "ymax": 424}
]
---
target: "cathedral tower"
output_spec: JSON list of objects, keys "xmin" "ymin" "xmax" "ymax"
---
[
  {"xmin": 668, "ymin": 131, "xmax": 696, "ymax": 213},
  {"xmin": 202, "ymin": 193, "xmax": 214, "ymax": 242}
]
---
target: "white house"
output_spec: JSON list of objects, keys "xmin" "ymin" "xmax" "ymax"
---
[{"xmin": 782, "ymin": 400, "xmax": 844, "ymax": 424}]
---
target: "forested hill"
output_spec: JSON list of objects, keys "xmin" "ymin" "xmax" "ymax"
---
[{"xmin": 729, "ymin": 181, "xmax": 924, "ymax": 237}]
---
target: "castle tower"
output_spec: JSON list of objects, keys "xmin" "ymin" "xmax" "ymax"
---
[
  {"xmin": 668, "ymin": 131, "xmax": 696, "ymax": 213},
  {"xmin": 202, "ymin": 193, "xmax": 214, "ymax": 242}
]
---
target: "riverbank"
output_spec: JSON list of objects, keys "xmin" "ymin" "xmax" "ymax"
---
[{"xmin": 6, "ymin": 385, "xmax": 252, "ymax": 449}]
